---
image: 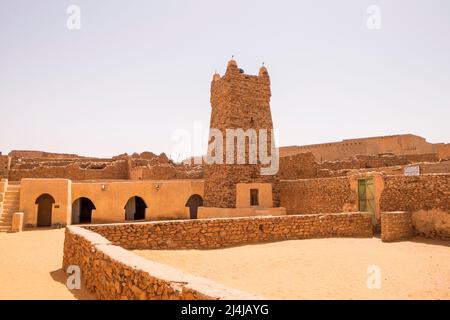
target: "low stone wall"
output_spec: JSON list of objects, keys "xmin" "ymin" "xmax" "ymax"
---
[
  {"xmin": 380, "ymin": 211, "xmax": 413, "ymax": 242},
  {"xmin": 84, "ymin": 213, "xmax": 373, "ymax": 250},
  {"xmin": 63, "ymin": 226, "xmax": 261, "ymax": 300}
]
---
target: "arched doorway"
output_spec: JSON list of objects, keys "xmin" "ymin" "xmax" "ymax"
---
[
  {"xmin": 35, "ymin": 194, "xmax": 55, "ymax": 227},
  {"xmin": 72, "ymin": 197, "xmax": 96, "ymax": 224},
  {"xmin": 124, "ymin": 196, "xmax": 147, "ymax": 221},
  {"xmin": 185, "ymin": 194, "xmax": 203, "ymax": 219}
]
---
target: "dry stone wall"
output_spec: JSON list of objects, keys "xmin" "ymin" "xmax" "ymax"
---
[
  {"xmin": 380, "ymin": 174, "xmax": 450, "ymax": 240},
  {"xmin": 380, "ymin": 174, "xmax": 450, "ymax": 212},
  {"xmin": 84, "ymin": 213, "xmax": 373, "ymax": 250},
  {"xmin": 280, "ymin": 178, "xmax": 356, "ymax": 214},
  {"xmin": 380, "ymin": 211, "xmax": 413, "ymax": 242},
  {"xmin": 7, "ymin": 150, "xmax": 199, "ymax": 181},
  {"xmin": 279, "ymin": 152, "xmax": 443, "ymax": 180}
]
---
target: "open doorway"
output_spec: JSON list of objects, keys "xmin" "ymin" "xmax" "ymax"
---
[
  {"xmin": 35, "ymin": 194, "xmax": 55, "ymax": 227},
  {"xmin": 72, "ymin": 197, "xmax": 95, "ymax": 224},
  {"xmin": 124, "ymin": 196, "xmax": 147, "ymax": 221},
  {"xmin": 185, "ymin": 194, "xmax": 203, "ymax": 219}
]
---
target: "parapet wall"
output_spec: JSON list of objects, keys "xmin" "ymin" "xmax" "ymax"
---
[
  {"xmin": 9, "ymin": 159, "xmax": 129, "ymax": 181},
  {"xmin": 7, "ymin": 151, "xmax": 201, "ymax": 181},
  {"xmin": 63, "ymin": 226, "xmax": 260, "ymax": 300},
  {"xmin": 279, "ymin": 152, "xmax": 443, "ymax": 180},
  {"xmin": 83, "ymin": 213, "xmax": 373, "ymax": 250},
  {"xmin": 280, "ymin": 134, "xmax": 437, "ymax": 161}
]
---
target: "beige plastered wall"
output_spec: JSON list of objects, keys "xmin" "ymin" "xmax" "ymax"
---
[
  {"xmin": 19, "ymin": 178, "xmax": 71, "ymax": 227},
  {"xmin": 236, "ymin": 182, "xmax": 273, "ymax": 208},
  {"xmin": 19, "ymin": 179, "xmax": 204, "ymax": 226},
  {"xmin": 72, "ymin": 179, "xmax": 204, "ymax": 223}
]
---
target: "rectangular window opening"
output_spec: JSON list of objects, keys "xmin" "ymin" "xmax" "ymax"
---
[{"xmin": 250, "ymin": 189, "xmax": 259, "ymax": 206}]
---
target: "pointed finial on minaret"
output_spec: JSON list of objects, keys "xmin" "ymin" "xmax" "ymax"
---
[
  {"xmin": 259, "ymin": 61, "xmax": 268, "ymax": 77},
  {"xmin": 213, "ymin": 69, "xmax": 221, "ymax": 81},
  {"xmin": 226, "ymin": 56, "xmax": 238, "ymax": 75}
]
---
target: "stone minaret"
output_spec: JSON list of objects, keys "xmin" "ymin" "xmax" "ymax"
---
[{"xmin": 203, "ymin": 59, "xmax": 280, "ymax": 208}]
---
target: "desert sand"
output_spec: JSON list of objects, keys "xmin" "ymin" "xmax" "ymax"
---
[
  {"xmin": 135, "ymin": 237, "xmax": 450, "ymax": 299},
  {"xmin": 0, "ymin": 229, "xmax": 93, "ymax": 300},
  {"xmin": 1, "ymin": 229, "xmax": 449, "ymax": 300}
]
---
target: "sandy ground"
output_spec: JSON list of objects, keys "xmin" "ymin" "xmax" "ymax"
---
[
  {"xmin": 1, "ymin": 229, "xmax": 449, "ymax": 300},
  {"xmin": 135, "ymin": 237, "xmax": 450, "ymax": 299},
  {"xmin": 0, "ymin": 229, "xmax": 94, "ymax": 300}
]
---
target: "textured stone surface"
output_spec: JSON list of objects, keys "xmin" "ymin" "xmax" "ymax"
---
[
  {"xmin": 84, "ymin": 213, "xmax": 373, "ymax": 250},
  {"xmin": 63, "ymin": 226, "xmax": 260, "ymax": 300},
  {"xmin": 381, "ymin": 211, "xmax": 413, "ymax": 242},
  {"xmin": 6, "ymin": 151, "xmax": 202, "ymax": 181},
  {"xmin": 0, "ymin": 156, "xmax": 9, "ymax": 179},
  {"xmin": 280, "ymin": 178, "xmax": 356, "ymax": 214},
  {"xmin": 204, "ymin": 60, "xmax": 280, "ymax": 208},
  {"xmin": 380, "ymin": 174, "xmax": 450, "ymax": 212},
  {"xmin": 64, "ymin": 213, "xmax": 373, "ymax": 299}
]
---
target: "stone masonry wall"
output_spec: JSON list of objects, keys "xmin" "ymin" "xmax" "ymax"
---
[
  {"xmin": 84, "ymin": 213, "xmax": 373, "ymax": 250},
  {"xmin": 279, "ymin": 152, "xmax": 318, "ymax": 179},
  {"xmin": 7, "ymin": 151, "xmax": 198, "ymax": 181},
  {"xmin": 9, "ymin": 159, "xmax": 129, "ymax": 181},
  {"xmin": 280, "ymin": 177, "xmax": 356, "ymax": 214},
  {"xmin": 0, "ymin": 156, "xmax": 9, "ymax": 179},
  {"xmin": 380, "ymin": 174, "xmax": 450, "ymax": 240},
  {"xmin": 63, "ymin": 226, "xmax": 259, "ymax": 300},
  {"xmin": 380, "ymin": 211, "xmax": 413, "ymax": 242},
  {"xmin": 380, "ymin": 174, "xmax": 450, "ymax": 212}
]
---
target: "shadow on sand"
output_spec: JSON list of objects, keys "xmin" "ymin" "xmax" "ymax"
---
[
  {"xmin": 50, "ymin": 269, "xmax": 95, "ymax": 300},
  {"xmin": 407, "ymin": 236, "xmax": 450, "ymax": 248}
]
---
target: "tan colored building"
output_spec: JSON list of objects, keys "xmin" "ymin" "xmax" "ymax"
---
[
  {"xmin": 281, "ymin": 134, "xmax": 449, "ymax": 161},
  {"xmin": 15, "ymin": 179, "xmax": 204, "ymax": 228}
]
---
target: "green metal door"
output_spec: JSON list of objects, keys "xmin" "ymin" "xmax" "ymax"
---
[{"xmin": 358, "ymin": 178, "xmax": 376, "ymax": 224}]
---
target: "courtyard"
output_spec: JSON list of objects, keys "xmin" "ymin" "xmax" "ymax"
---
[
  {"xmin": 0, "ymin": 229, "xmax": 93, "ymax": 300},
  {"xmin": 134, "ymin": 237, "xmax": 450, "ymax": 300}
]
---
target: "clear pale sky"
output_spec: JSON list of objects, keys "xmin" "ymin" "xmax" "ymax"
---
[{"xmin": 1, "ymin": 0, "xmax": 449, "ymax": 159}]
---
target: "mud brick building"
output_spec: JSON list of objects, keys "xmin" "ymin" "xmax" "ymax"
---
[{"xmin": 203, "ymin": 59, "xmax": 280, "ymax": 209}]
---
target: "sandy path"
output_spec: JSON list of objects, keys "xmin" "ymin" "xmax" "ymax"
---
[
  {"xmin": 0, "ymin": 229, "xmax": 94, "ymax": 300},
  {"xmin": 135, "ymin": 237, "xmax": 450, "ymax": 299}
]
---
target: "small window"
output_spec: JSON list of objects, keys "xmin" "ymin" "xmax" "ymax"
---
[{"xmin": 250, "ymin": 189, "xmax": 259, "ymax": 206}]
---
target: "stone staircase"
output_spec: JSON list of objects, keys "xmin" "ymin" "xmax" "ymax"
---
[{"xmin": 0, "ymin": 183, "xmax": 20, "ymax": 232}]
